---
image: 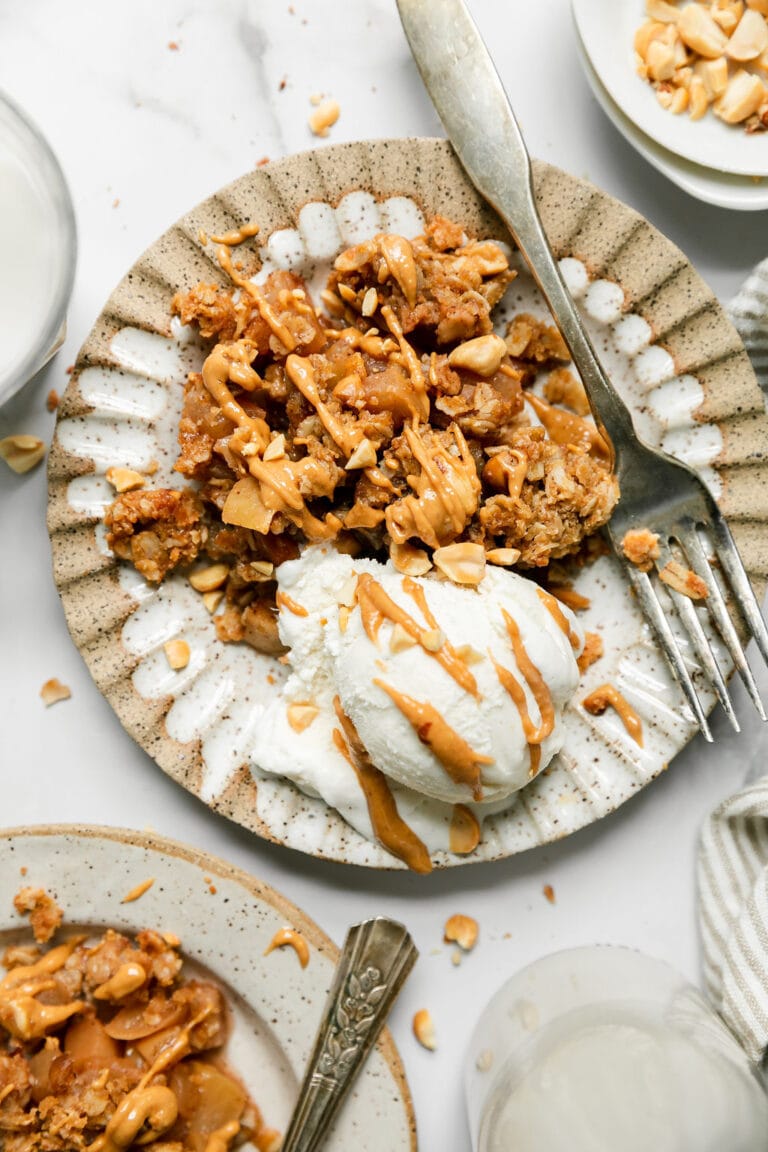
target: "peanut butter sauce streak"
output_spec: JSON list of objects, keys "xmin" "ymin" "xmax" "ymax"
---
[
  {"xmin": 582, "ymin": 683, "xmax": 644, "ymax": 746},
  {"xmin": 373, "ymin": 680, "xmax": 492, "ymax": 800},
  {"xmin": 332, "ymin": 697, "xmax": 432, "ymax": 874},
  {"xmin": 492, "ymin": 608, "xmax": 556, "ymax": 778},
  {"xmin": 536, "ymin": 587, "xmax": 581, "ymax": 651}
]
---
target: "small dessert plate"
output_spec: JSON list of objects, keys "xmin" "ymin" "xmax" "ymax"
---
[
  {"xmin": 574, "ymin": 24, "xmax": 768, "ymax": 211},
  {"xmin": 572, "ymin": 0, "xmax": 768, "ymax": 178}
]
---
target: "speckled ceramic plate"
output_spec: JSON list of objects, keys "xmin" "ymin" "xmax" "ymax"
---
[
  {"xmin": 48, "ymin": 139, "xmax": 768, "ymax": 869},
  {"xmin": 0, "ymin": 824, "xmax": 415, "ymax": 1150}
]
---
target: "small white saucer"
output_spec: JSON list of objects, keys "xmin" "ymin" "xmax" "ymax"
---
[
  {"xmin": 574, "ymin": 22, "xmax": 768, "ymax": 212},
  {"xmin": 572, "ymin": 0, "xmax": 768, "ymax": 177}
]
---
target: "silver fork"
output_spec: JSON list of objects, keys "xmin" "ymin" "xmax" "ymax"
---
[{"xmin": 398, "ymin": 0, "xmax": 768, "ymax": 740}]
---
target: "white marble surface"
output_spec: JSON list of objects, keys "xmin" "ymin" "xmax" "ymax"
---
[{"xmin": 2, "ymin": 1, "xmax": 768, "ymax": 1148}]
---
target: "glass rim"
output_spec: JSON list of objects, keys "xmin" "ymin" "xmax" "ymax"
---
[{"xmin": 0, "ymin": 88, "xmax": 77, "ymax": 405}]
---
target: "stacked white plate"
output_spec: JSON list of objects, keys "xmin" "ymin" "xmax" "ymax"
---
[{"xmin": 571, "ymin": 0, "xmax": 768, "ymax": 211}]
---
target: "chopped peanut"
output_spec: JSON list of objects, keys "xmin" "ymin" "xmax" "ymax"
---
[
  {"xmin": 40, "ymin": 678, "xmax": 71, "ymax": 707},
  {"xmin": 164, "ymin": 639, "xmax": 190, "ymax": 670},
  {"xmin": 448, "ymin": 333, "xmax": 507, "ymax": 376},
  {"xmin": 106, "ymin": 466, "xmax": 146, "ymax": 493},
  {"xmin": 412, "ymin": 1008, "xmax": 437, "ymax": 1051},
  {"xmin": 189, "ymin": 564, "xmax": 230, "ymax": 592},
  {"xmin": 433, "ymin": 542, "xmax": 486, "ymax": 586},
  {"xmin": 390, "ymin": 542, "xmax": 432, "ymax": 577},
  {"xmin": 0, "ymin": 434, "xmax": 45, "ymax": 474},
  {"xmin": 444, "ymin": 913, "xmax": 479, "ymax": 952},
  {"xmin": 308, "ymin": 98, "xmax": 340, "ymax": 137},
  {"xmin": 287, "ymin": 702, "xmax": 320, "ymax": 733}
]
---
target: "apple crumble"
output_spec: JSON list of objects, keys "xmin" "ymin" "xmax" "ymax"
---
[
  {"xmin": 104, "ymin": 215, "xmax": 619, "ymax": 655},
  {"xmin": 0, "ymin": 893, "xmax": 279, "ymax": 1151}
]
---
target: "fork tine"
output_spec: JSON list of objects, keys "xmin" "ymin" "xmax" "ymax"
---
[
  {"xmin": 623, "ymin": 562, "xmax": 713, "ymax": 742},
  {"xmin": 655, "ymin": 542, "xmax": 739, "ymax": 732},
  {"xmin": 710, "ymin": 512, "xmax": 768, "ymax": 669},
  {"xmin": 676, "ymin": 523, "xmax": 767, "ymax": 722}
]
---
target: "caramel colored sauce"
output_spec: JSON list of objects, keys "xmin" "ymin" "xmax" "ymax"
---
[
  {"xmin": 380, "ymin": 304, "xmax": 430, "ymax": 420},
  {"xmin": 492, "ymin": 608, "xmax": 555, "ymax": 778},
  {"xmin": 263, "ymin": 927, "xmax": 310, "ymax": 968},
  {"xmin": 536, "ymin": 587, "xmax": 581, "ymax": 651},
  {"xmin": 387, "ymin": 422, "xmax": 480, "ymax": 550},
  {"xmin": 93, "ymin": 961, "xmax": 146, "ymax": 1001},
  {"xmin": 209, "ymin": 222, "xmax": 261, "ymax": 246},
  {"xmin": 0, "ymin": 936, "xmax": 83, "ymax": 993},
  {"xmin": 378, "ymin": 234, "xmax": 418, "ymax": 306},
  {"xmin": 333, "ymin": 698, "xmax": 432, "ymax": 874},
  {"xmin": 121, "ymin": 877, "xmax": 155, "ymax": 904},
  {"xmin": 327, "ymin": 327, "xmax": 398, "ymax": 359},
  {"xmin": 246, "ymin": 454, "xmax": 341, "ymax": 540},
  {"xmin": 525, "ymin": 391, "xmax": 609, "ymax": 460},
  {"xmin": 286, "ymin": 354, "xmax": 362, "ymax": 457},
  {"xmin": 449, "ymin": 804, "xmax": 482, "ymax": 855},
  {"xmin": 217, "ymin": 244, "xmax": 296, "ymax": 352},
  {"xmin": 276, "ymin": 590, "xmax": 309, "ymax": 617},
  {"xmin": 373, "ymin": 680, "xmax": 492, "ymax": 800},
  {"xmin": 356, "ymin": 573, "xmax": 479, "ymax": 698},
  {"xmin": 582, "ymin": 684, "xmax": 643, "ymax": 747},
  {"xmin": 201, "ymin": 342, "xmax": 270, "ymax": 444},
  {"xmin": 548, "ymin": 583, "xmax": 591, "ymax": 612}
]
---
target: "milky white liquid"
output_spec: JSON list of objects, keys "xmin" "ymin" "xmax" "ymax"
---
[
  {"xmin": 480, "ymin": 1006, "xmax": 768, "ymax": 1152},
  {"xmin": 0, "ymin": 124, "xmax": 66, "ymax": 388}
]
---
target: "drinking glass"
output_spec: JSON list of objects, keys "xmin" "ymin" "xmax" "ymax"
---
[{"xmin": 465, "ymin": 946, "xmax": 768, "ymax": 1152}]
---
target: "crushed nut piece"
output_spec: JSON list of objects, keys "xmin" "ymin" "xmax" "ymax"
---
[
  {"xmin": 164, "ymin": 639, "xmax": 190, "ymax": 670},
  {"xmin": 106, "ymin": 465, "xmax": 147, "ymax": 493},
  {"xmin": 361, "ymin": 286, "xmax": 378, "ymax": 316},
  {"xmin": 263, "ymin": 433, "xmax": 287, "ymax": 461},
  {"xmin": 658, "ymin": 558, "xmax": 709, "ymax": 599},
  {"xmin": 621, "ymin": 527, "xmax": 661, "ymax": 572},
  {"xmin": 448, "ymin": 333, "xmax": 507, "ymax": 376},
  {"xmin": 444, "ymin": 913, "xmax": 479, "ymax": 951},
  {"xmin": 189, "ymin": 563, "xmax": 230, "ymax": 592},
  {"xmin": 308, "ymin": 98, "xmax": 340, "ymax": 137},
  {"xmin": 390, "ymin": 542, "xmax": 432, "ymax": 577},
  {"xmin": 433, "ymin": 542, "xmax": 486, "ymax": 586},
  {"xmin": 485, "ymin": 547, "xmax": 521, "ymax": 566},
  {"xmin": 420, "ymin": 628, "xmax": 445, "ymax": 652},
  {"xmin": 40, "ymin": 678, "xmax": 71, "ymax": 707},
  {"xmin": 345, "ymin": 438, "xmax": 377, "ymax": 470},
  {"xmin": 390, "ymin": 622, "xmax": 418, "ymax": 653},
  {"xmin": 412, "ymin": 1008, "xmax": 437, "ymax": 1051},
  {"xmin": 202, "ymin": 589, "xmax": 224, "ymax": 614},
  {"xmin": 337, "ymin": 573, "xmax": 359, "ymax": 607},
  {"xmin": 287, "ymin": 702, "xmax": 320, "ymax": 733},
  {"xmin": 0, "ymin": 434, "xmax": 45, "ymax": 474}
]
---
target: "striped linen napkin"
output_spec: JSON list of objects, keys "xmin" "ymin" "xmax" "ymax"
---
[
  {"xmin": 699, "ymin": 777, "xmax": 768, "ymax": 1063},
  {"xmin": 698, "ymin": 267, "xmax": 768, "ymax": 1062}
]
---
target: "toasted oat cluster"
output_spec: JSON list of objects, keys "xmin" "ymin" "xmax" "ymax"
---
[
  {"xmin": 0, "ymin": 894, "xmax": 278, "ymax": 1152},
  {"xmin": 635, "ymin": 0, "xmax": 768, "ymax": 130},
  {"xmin": 104, "ymin": 215, "xmax": 619, "ymax": 654}
]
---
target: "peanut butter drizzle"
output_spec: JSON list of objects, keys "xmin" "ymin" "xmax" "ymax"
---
[
  {"xmin": 285, "ymin": 354, "xmax": 362, "ymax": 456},
  {"xmin": 582, "ymin": 684, "xmax": 643, "ymax": 747},
  {"xmin": 373, "ymin": 680, "xmax": 492, "ymax": 800},
  {"xmin": 356, "ymin": 573, "xmax": 479, "ymax": 698},
  {"xmin": 332, "ymin": 697, "xmax": 432, "ymax": 874},
  {"xmin": 536, "ymin": 587, "xmax": 581, "ymax": 651},
  {"xmin": 210, "ymin": 221, "xmax": 261, "ymax": 246},
  {"xmin": 0, "ymin": 937, "xmax": 83, "ymax": 993},
  {"xmin": 246, "ymin": 455, "xmax": 341, "ymax": 540},
  {"xmin": 364, "ymin": 465, "xmax": 397, "ymax": 492},
  {"xmin": 390, "ymin": 422, "xmax": 480, "ymax": 550},
  {"xmin": 276, "ymin": 590, "xmax": 309, "ymax": 617},
  {"xmin": 492, "ymin": 608, "xmax": 555, "ymax": 778},
  {"xmin": 525, "ymin": 392, "xmax": 609, "ymax": 460},
  {"xmin": 264, "ymin": 927, "xmax": 310, "ymax": 968},
  {"xmin": 380, "ymin": 304, "xmax": 430, "ymax": 420},
  {"xmin": 378, "ymin": 234, "xmax": 418, "ymax": 306},
  {"xmin": 201, "ymin": 341, "xmax": 270, "ymax": 446},
  {"xmin": 217, "ymin": 244, "xmax": 296, "ymax": 352}
]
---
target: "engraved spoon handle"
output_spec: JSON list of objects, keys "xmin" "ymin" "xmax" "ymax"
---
[{"xmin": 280, "ymin": 917, "xmax": 418, "ymax": 1152}]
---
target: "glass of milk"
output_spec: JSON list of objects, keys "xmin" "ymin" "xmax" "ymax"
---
[
  {"xmin": 465, "ymin": 947, "xmax": 768, "ymax": 1152},
  {"xmin": 0, "ymin": 90, "xmax": 76, "ymax": 405}
]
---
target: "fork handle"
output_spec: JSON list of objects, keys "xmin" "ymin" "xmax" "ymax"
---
[{"xmin": 397, "ymin": 0, "xmax": 637, "ymax": 458}]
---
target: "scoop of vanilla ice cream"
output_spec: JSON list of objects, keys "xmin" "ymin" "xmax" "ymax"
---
[{"xmin": 262, "ymin": 544, "xmax": 583, "ymax": 807}]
